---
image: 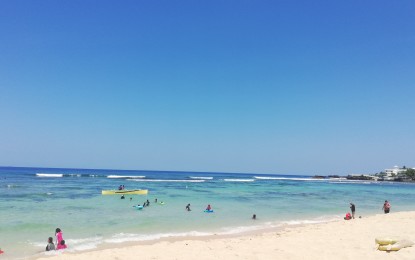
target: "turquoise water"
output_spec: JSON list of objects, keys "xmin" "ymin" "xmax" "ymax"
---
[{"xmin": 1, "ymin": 167, "xmax": 415, "ymax": 259}]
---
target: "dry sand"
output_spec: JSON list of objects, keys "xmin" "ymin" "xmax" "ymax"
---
[{"xmin": 35, "ymin": 211, "xmax": 415, "ymax": 260}]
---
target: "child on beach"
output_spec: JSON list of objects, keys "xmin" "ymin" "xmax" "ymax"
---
[
  {"xmin": 45, "ymin": 237, "xmax": 55, "ymax": 251},
  {"xmin": 55, "ymin": 228, "xmax": 63, "ymax": 246},
  {"xmin": 57, "ymin": 240, "xmax": 67, "ymax": 250}
]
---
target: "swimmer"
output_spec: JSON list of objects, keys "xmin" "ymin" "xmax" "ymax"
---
[
  {"xmin": 57, "ymin": 240, "xmax": 67, "ymax": 250},
  {"xmin": 46, "ymin": 237, "xmax": 55, "ymax": 251}
]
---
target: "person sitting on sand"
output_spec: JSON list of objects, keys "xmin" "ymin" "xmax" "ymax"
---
[
  {"xmin": 186, "ymin": 203, "xmax": 191, "ymax": 211},
  {"xmin": 206, "ymin": 204, "xmax": 212, "ymax": 211},
  {"xmin": 57, "ymin": 240, "xmax": 67, "ymax": 250},
  {"xmin": 45, "ymin": 237, "xmax": 55, "ymax": 251},
  {"xmin": 382, "ymin": 200, "xmax": 391, "ymax": 214},
  {"xmin": 344, "ymin": 212, "xmax": 352, "ymax": 220}
]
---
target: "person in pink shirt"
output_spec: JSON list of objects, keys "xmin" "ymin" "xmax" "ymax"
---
[
  {"xmin": 57, "ymin": 240, "xmax": 67, "ymax": 250},
  {"xmin": 55, "ymin": 228, "xmax": 63, "ymax": 246}
]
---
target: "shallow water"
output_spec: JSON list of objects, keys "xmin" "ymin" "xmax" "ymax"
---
[{"xmin": 1, "ymin": 166, "xmax": 415, "ymax": 259}]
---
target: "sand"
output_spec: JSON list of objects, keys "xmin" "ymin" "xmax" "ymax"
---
[{"xmin": 34, "ymin": 211, "xmax": 415, "ymax": 260}]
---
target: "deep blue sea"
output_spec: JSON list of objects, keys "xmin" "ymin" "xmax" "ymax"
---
[{"xmin": 1, "ymin": 166, "xmax": 415, "ymax": 259}]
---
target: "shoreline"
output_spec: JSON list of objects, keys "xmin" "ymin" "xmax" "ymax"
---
[{"xmin": 31, "ymin": 211, "xmax": 415, "ymax": 260}]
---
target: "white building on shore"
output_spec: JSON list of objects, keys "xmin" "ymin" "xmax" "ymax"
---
[{"xmin": 383, "ymin": 165, "xmax": 407, "ymax": 177}]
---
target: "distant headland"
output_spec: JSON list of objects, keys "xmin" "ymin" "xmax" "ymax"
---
[{"xmin": 313, "ymin": 165, "xmax": 415, "ymax": 182}]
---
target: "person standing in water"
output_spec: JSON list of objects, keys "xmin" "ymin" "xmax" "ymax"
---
[
  {"xmin": 55, "ymin": 228, "xmax": 63, "ymax": 247},
  {"xmin": 186, "ymin": 204, "xmax": 191, "ymax": 211},
  {"xmin": 350, "ymin": 203, "xmax": 356, "ymax": 219},
  {"xmin": 382, "ymin": 200, "xmax": 391, "ymax": 214}
]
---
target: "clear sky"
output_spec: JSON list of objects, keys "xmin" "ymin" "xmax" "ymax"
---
[{"xmin": 0, "ymin": 0, "xmax": 414, "ymax": 175}]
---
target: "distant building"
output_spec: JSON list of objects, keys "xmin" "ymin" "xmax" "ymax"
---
[{"xmin": 383, "ymin": 165, "xmax": 407, "ymax": 177}]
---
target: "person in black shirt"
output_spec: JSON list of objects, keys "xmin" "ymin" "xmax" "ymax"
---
[{"xmin": 350, "ymin": 203, "xmax": 356, "ymax": 219}]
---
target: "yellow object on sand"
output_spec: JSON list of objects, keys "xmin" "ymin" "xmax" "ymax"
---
[
  {"xmin": 378, "ymin": 240, "xmax": 414, "ymax": 251},
  {"xmin": 375, "ymin": 237, "xmax": 399, "ymax": 245},
  {"xmin": 101, "ymin": 189, "xmax": 148, "ymax": 195}
]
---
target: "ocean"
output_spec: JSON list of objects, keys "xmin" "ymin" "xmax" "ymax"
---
[{"xmin": 1, "ymin": 166, "xmax": 415, "ymax": 259}]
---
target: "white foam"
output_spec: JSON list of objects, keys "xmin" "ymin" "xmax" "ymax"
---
[
  {"xmin": 107, "ymin": 175, "xmax": 146, "ymax": 179},
  {"xmin": 254, "ymin": 176, "xmax": 324, "ymax": 181},
  {"xmin": 254, "ymin": 176, "xmax": 281, "ymax": 180},
  {"xmin": 68, "ymin": 237, "xmax": 103, "ymax": 251},
  {"xmin": 219, "ymin": 225, "xmax": 267, "ymax": 235},
  {"xmin": 36, "ymin": 173, "xmax": 63, "ymax": 177},
  {"xmin": 189, "ymin": 176, "xmax": 213, "ymax": 180},
  {"xmin": 105, "ymin": 231, "xmax": 211, "ymax": 243},
  {"xmin": 67, "ymin": 174, "xmax": 82, "ymax": 177},
  {"xmin": 280, "ymin": 215, "xmax": 340, "ymax": 226},
  {"xmin": 128, "ymin": 179, "xmax": 205, "ymax": 183},
  {"xmin": 223, "ymin": 179, "xmax": 255, "ymax": 182}
]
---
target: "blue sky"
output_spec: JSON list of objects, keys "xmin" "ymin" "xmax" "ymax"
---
[{"xmin": 0, "ymin": 0, "xmax": 414, "ymax": 175}]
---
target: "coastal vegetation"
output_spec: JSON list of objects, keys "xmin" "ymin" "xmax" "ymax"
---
[
  {"xmin": 404, "ymin": 168, "xmax": 415, "ymax": 180},
  {"xmin": 315, "ymin": 166, "xmax": 415, "ymax": 182}
]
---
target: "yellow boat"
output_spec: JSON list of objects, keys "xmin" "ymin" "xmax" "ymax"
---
[{"xmin": 101, "ymin": 189, "xmax": 148, "ymax": 195}]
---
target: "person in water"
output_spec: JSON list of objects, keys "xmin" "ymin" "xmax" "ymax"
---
[
  {"xmin": 57, "ymin": 240, "xmax": 67, "ymax": 250},
  {"xmin": 382, "ymin": 200, "xmax": 391, "ymax": 214},
  {"xmin": 206, "ymin": 204, "xmax": 212, "ymax": 211},
  {"xmin": 350, "ymin": 203, "xmax": 356, "ymax": 219},
  {"xmin": 55, "ymin": 228, "xmax": 63, "ymax": 247},
  {"xmin": 121, "ymin": 195, "xmax": 125, "ymax": 199},
  {"xmin": 146, "ymin": 199, "xmax": 150, "ymax": 206},
  {"xmin": 186, "ymin": 203, "xmax": 191, "ymax": 211},
  {"xmin": 252, "ymin": 214, "xmax": 256, "ymax": 220},
  {"xmin": 46, "ymin": 237, "xmax": 55, "ymax": 251},
  {"xmin": 155, "ymin": 198, "xmax": 158, "ymax": 203}
]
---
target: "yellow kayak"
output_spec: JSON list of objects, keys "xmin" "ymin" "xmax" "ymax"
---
[
  {"xmin": 375, "ymin": 237, "xmax": 399, "ymax": 245},
  {"xmin": 378, "ymin": 240, "xmax": 414, "ymax": 251},
  {"xmin": 102, "ymin": 189, "xmax": 148, "ymax": 195}
]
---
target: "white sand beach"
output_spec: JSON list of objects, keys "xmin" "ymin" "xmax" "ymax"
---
[{"xmin": 34, "ymin": 211, "xmax": 415, "ymax": 260}]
